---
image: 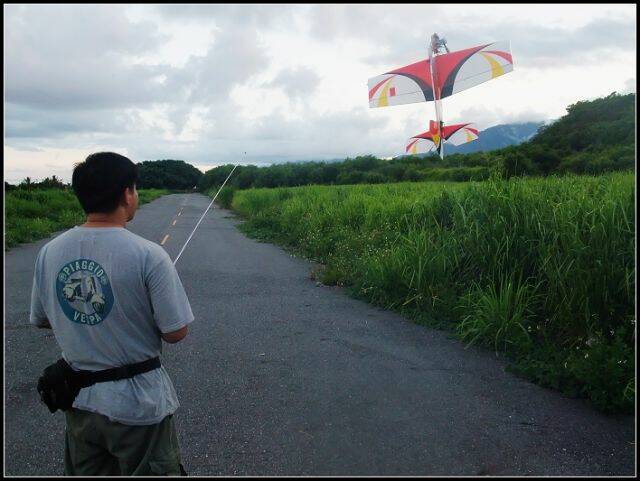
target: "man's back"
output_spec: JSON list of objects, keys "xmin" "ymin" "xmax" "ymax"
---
[{"xmin": 30, "ymin": 225, "xmax": 194, "ymax": 425}]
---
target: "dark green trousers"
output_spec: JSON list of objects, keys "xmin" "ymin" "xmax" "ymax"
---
[{"xmin": 64, "ymin": 408, "xmax": 185, "ymax": 476}]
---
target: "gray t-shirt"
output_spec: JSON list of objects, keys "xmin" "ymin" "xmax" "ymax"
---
[{"xmin": 29, "ymin": 226, "xmax": 194, "ymax": 425}]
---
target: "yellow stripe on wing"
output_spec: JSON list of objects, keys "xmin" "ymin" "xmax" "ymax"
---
[
  {"xmin": 466, "ymin": 130, "xmax": 474, "ymax": 142},
  {"xmin": 481, "ymin": 52, "xmax": 505, "ymax": 78},
  {"xmin": 378, "ymin": 79, "xmax": 393, "ymax": 107}
]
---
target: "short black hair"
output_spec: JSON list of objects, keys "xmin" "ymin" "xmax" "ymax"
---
[{"xmin": 72, "ymin": 152, "xmax": 139, "ymax": 214}]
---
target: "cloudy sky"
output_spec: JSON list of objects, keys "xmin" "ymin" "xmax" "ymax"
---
[{"xmin": 3, "ymin": 4, "xmax": 636, "ymax": 183}]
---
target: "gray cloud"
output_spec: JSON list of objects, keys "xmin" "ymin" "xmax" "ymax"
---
[
  {"xmin": 621, "ymin": 78, "xmax": 636, "ymax": 94},
  {"xmin": 4, "ymin": 103, "xmax": 136, "ymax": 138},
  {"xmin": 360, "ymin": 15, "xmax": 636, "ymax": 69},
  {"xmin": 305, "ymin": 6, "xmax": 635, "ymax": 72},
  {"xmin": 263, "ymin": 67, "xmax": 321, "ymax": 100},
  {"xmin": 4, "ymin": 6, "xmax": 271, "ymax": 140},
  {"xmin": 181, "ymin": 28, "xmax": 269, "ymax": 104},
  {"xmin": 154, "ymin": 4, "xmax": 296, "ymax": 29},
  {"xmin": 307, "ymin": 5, "xmax": 444, "ymax": 44},
  {"xmin": 445, "ymin": 17, "xmax": 636, "ymax": 67},
  {"xmin": 5, "ymin": 5, "xmax": 175, "ymax": 110},
  {"xmin": 458, "ymin": 106, "xmax": 550, "ymax": 131},
  {"xmin": 69, "ymin": 104, "xmax": 395, "ymax": 166}
]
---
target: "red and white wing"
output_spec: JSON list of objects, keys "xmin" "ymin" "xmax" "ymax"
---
[
  {"xmin": 405, "ymin": 136, "xmax": 437, "ymax": 155},
  {"xmin": 407, "ymin": 122, "xmax": 479, "ymax": 154},
  {"xmin": 443, "ymin": 123, "xmax": 479, "ymax": 146},
  {"xmin": 368, "ymin": 59, "xmax": 434, "ymax": 108},
  {"xmin": 368, "ymin": 41, "xmax": 513, "ymax": 108},
  {"xmin": 436, "ymin": 41, "xmax": 513, "ymax": 99}
]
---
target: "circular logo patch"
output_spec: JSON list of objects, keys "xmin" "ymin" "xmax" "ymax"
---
[{"xmin": 56, "ymin": 258, "xmax": 114, "ymax": 325}]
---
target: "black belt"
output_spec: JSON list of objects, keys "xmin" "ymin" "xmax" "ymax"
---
[{"xmin": 75, "ymin": 357, "xmax": 161, "ymax": 389}]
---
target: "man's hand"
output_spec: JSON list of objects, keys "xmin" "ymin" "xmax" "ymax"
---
[{"xmin": 161, "ymin": 325, "xmax": 188, "ymax": 344}]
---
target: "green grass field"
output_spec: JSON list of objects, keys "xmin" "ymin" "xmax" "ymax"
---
[
  {"xmin": 4, "ymin": 188, "xmax": 169, "ymax": 249},
  {"xmin": 221, "ymin": 172, "xmax": 635, "ymax": 413}
]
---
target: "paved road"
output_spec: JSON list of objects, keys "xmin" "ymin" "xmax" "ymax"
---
[{"xmin": 4, "ymin": 193, "xmax": 636, "ymax": 476}]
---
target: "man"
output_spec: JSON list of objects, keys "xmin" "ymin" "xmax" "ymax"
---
[{"xmin": 29, "ymin": 152, "xmax": 194, "ymax": 476}]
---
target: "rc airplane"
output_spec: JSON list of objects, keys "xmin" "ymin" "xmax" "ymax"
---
[
  {"xmin": 368, "ymin": 34, "xmax": 513, "ymax": 158},
  {"xmin": 405, "ymin": 120, "xmax": 479, "ymax": 155}
]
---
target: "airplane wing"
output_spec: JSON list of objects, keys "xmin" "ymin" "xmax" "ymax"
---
[
  {"xmin": 442, "ymin": 123, "xmax": 479, "ymax": 145},
  {"xmin": 368, "ymin": 59, "xmax": 434, "ymax": 108},
  {"xmin": 369, "ymin": 41, "xmax": 513, "ymax": 108},
  {"xmin": 436, "ymin": 41, "xmax": 513, "ymax": 98},
  {"xmin": 406, "ymin": 122, "xmax": 479, "ymax": 154},
  {"xmin": 405, "ymin": 136, "xmax": 437, "ymax": 155},
  {"xmin": 406, "ymin": 120, "xmax": 439, "ymax": 154}
]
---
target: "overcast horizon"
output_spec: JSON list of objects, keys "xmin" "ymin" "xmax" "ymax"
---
[{"xmin": 4, "ymin": 4, "xmax": 637, "ymax": 183}]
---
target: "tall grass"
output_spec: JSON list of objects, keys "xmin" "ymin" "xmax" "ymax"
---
[
  {"xmin": 227, "ymin": 172, "xmax": 635, "ymax": 413},
  {"xmin": 5, "ymin": 188, "xmax": 170, "ymax": 249}
]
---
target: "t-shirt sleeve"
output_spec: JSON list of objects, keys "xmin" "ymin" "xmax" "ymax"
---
[
  {"xmin": 145, "ymin": 247, "xmax": 195, "ymax": 334},
  {"xmin": 29, "ymin": 248, "xmax": 48, "ymax": 327}
]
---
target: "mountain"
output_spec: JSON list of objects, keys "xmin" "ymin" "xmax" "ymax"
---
[{"xmin": 445, "ymin": 121, "xmax": 544, "ymax": 154}]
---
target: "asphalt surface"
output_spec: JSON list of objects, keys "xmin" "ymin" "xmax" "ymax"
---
[{"xmin": 4, "ymin": 193, "xmax": 636, "ymax": 476}]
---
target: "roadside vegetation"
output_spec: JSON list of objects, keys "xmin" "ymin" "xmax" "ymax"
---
[
  {"xmin": 215, "ymin": 172, "xmax": 635, "ymax": 414},
  {"xmin": 5, "ymin": 185, "xmax": 169, "ymax": 249}
]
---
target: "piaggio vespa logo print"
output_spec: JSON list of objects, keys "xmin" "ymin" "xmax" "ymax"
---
[{"xmin": 56, "ymin": 259, "xmax": 114, "ymax": 325}]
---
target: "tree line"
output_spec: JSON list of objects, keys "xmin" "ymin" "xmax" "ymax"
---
[
  {"xmin": 198, "ymin": 92, "xmax": 635, "ymax": 192},
  {"xmin": 5, "ymin": 176, "xmax": 68, "ymax": 191},
  {"xmin": 6, "ymin": 92, "xmax": 633, "ymax": 193},
  {"xmin": 6, "ymin": 159, "xmax": 204, "ymax": 191}
]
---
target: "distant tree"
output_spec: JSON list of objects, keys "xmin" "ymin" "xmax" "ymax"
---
[
  {"xmin": 363, "ymin": 172, "xmax": 386, "ymax": 184},
  {"xmin": 320, "ymin": 164, "xmax": 339, "ymax": 184},
  {"xmin": 308, "ymin": 167, "xmax": 326, "ymax": 185},
  {"xmin": 137, "ymin": 160, "xmax": 203, "ymax": 190},
  {"xmin": 37, "ymin": 175, "xmax": 67, "ymax": 189},
  {"xmin": 402, "ymin": 167, "xmax": 425, "ymax": 182},
  {"xmin": 343, "ymin": 155, "xmax": 384, "ymax": 172},
  {"xmin": 380, "ymin": 163, "xmax": 406, "ymax": 182},
  {"xmin": 198, "ymin": 164, "xmax": 235, "ymax": 191},
  {"xmin": 235, "ymin": 165, "xmax": 259, "ymax": 189},
  {"xmin": 501, "ymin": 150, "xmax": 535, "ymax": 178},
  {"xmin": 20, "ymin": 177, "xmax": 32, "ymax": 189},
  {"xmin": 533, "ymin": 92, "xmax": 634, "ymax": 154},
  {"xmin": 529, "ymin": 145, "xmax": 561, "ymax": 176},
  {"xmin": 336, "ymin": 170, "xmax": 365, "ymax": 185}
]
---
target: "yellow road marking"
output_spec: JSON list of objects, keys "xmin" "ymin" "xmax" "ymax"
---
[
  {"xmin": 178, "ymin": 211, "xmax": 182, "ymax": 216},
  {"xmin": 161, "ymin": 234, "xmax": 169, "ymax": 245},
  {"xmin": 172, "ymin": 220, "xmax": 177, "ymax": 226}
]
